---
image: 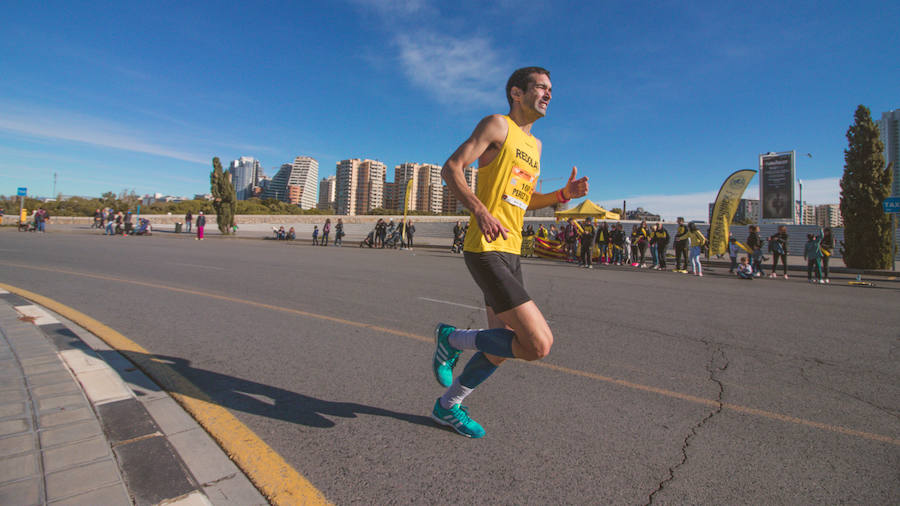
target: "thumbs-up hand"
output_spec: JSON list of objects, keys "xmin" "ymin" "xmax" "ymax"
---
[{"xmin": 562, "ymin": 166, "xmax": 589, "ymax": 200}]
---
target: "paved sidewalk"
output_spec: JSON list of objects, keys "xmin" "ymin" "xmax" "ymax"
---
[{"xmin": 0, "ymin": 290, "xmax": 267, "ymax": 505}]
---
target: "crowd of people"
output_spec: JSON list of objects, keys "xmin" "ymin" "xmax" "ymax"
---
[
  {"xmin": 508, "ymin": 217, "xmax": 836, "ymax": 283},
  {"xmin": 90, "ymin": 208, "xmax": 154, "ymax": 236},
  {"xmin": 17, "ymin": 207, "xmax": 51, "ymax": 232},
  {"xmin": 85, "ymin": 206, "xmax": 833, "ymax": 284},
  {"xmin": 359, "ymin": 218, "xmax": 416, "ymax": 249}
]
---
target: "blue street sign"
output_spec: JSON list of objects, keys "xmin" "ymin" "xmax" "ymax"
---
[
  {"xmin": 883, "ymin": 197, "xmax": 900, "ymax": 213},
  {"xmin": 17, "ymin": 187, "xmax": 27, "ymax": 196}
]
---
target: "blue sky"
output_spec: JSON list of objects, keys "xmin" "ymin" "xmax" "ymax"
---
[{"xmin": 1, "ymin": 0, "xmax": 897, "ymax": 220}]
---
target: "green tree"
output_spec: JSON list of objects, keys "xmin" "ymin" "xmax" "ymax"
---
[
  {"xmin": 101, "ymin": 192, "xmax": 117, "ymax": 208},
  {"xmin": 840, "ymin": 105, "xmax": 894, "ymax": 269},
  {"xmin": 210, "ymin": 157, "xmax": 237, "ymax": 234}
]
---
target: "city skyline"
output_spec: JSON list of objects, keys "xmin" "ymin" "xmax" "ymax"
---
[{"xmin": 1, "ymin": 2, "xmax": 897, "ymax": 220}]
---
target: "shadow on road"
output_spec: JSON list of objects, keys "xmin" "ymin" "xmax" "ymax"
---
[{"xmin": 96, "ymin": 350, "xmax": 435, "ymax": 430}]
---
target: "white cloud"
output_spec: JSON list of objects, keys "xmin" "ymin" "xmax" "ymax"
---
[
  {"xmin": 349, "ymin": 0, "xmax": 506, "ymax": 107},
  {"xmin": 0, "ymin": 104, "xmax": 209, "ymax": 165},
  {"xmin": 613, "ymin": 177, "xmax": 841, "ymax": 222},
  {"xmin": 394, "ymin": 33, "xmax": 505, "ymax": 106},
  {"xmin": 350, "ymin": 0, "xmax": 428, "ymax": 15}
]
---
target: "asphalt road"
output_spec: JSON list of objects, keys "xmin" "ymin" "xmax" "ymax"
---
[{"xmin": 1, "ymin": 229, "xmax": 898, "ymax": 505}]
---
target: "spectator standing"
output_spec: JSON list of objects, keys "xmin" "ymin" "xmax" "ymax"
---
[
  {"xmin": 398, "ymin": 220, "xmax": 407, "ymax": 248},
  {"xmin": 768, "ymin": 225, "xmax": 789, "ymax": 279},
  {"xmin": 579, "ymin": 217, "xmax": 597, "ymax": 268},
  {"xmin": 196, "ymin": 211, "xmax": 205, "ymax": 240},
  {"xmin": 185, "ymin": 211, "xmax": 193, "ymax": 234},
  {"xmin": 565, "ymin": 218, "xmax": 578, "ymax": 263},
  {"xmin": 651, "ymin": 223, "xmax": 669, "ymax": 270},
  {"xmin": 687, "ymin": 222, "xmax": 707, "ymax": 276},
  {"xmin": 104, "ymin": 213, "xmax": 115, "ymax": 235},
  {"xmin": 335, "ymin": 218, "xmax": 344, "ymax": 247},
  {"xmin": 34, "ymin": 208, "xmax": 45, "ymax": 233},
  {"xmin": 596, "ymin": 222, "xmax": 610, "ymax": 264},
  {"xmin": 312, "ymin": 225, "xmax": 319, "ymax": 245},
  {"xmin": 674, "ymin": 217, "xmax": 689, "ymax": 273},
  {"xmin": 820, "ymin": 227, "xmax": 834, "ymax": 284},
  {"xmin": 728, "ymin": 236, "xmax": 739, "ymax": 273},
  {"xmin": 635, "ymin": 220, "xmax": 650, "ymax": 267},
  {"xmin": 321, "ymin": 218, "xmax": 331, "ymax": 246},
  {"xmin": 611, "ymin": 223, "xmax": 626, "ymax": 265},
  {"xmin": 376, "ymin": 219, "xmax": 386, "ymax": 248},
  {"xmin": 406, "ymin": 220, "xmax": 416, "ymax": 249},
  {"xmin": 123, "ymin": 211, "xmax": 134, "ymax": 235},
  {"xmin": 804, "ymin": 230, "xmax": 824, "ymax": 284},
  {"xmin": 629, "ymin": 225, "xmax": 640, "ymax": 266}
]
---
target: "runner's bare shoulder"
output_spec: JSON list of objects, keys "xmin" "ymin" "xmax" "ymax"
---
[{"xmin": 472, "ymin": 114, "xmax": 509, "ymax": 146}]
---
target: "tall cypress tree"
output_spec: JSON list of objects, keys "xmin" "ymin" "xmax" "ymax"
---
[
  {"xmin": 839, "ymin": 105, "xmax": 893, "ymax": 268},
  {"xmin": 210, "ymin": 157, "xmax": 236, "ymax": 235}
]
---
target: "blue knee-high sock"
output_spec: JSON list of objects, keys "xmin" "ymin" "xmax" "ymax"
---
[
  {"xmin": 475, "ymin": 329, "xmax": 516, "ymax": 358},
  {"xmin": 458, "ymin": 352, "xmax": 499, "ymax": 389}
]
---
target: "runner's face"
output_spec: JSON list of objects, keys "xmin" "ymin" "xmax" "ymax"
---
[{"xmin": 523, "ymin": 73, "xmax": 552, "ymax": 116}]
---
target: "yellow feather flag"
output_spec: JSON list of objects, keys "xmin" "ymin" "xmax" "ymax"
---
[{"xmin": 709, "ymin": 169, "xmax": 757, "ymax": 256}]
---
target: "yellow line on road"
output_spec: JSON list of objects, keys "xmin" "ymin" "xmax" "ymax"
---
[
  {"xmin": 0, "ymin": 281, "xmax": 330, "ymax": 506},
  {"xmin": 2, "ymin": 261, "xmax": 898, "ymax": 448}
]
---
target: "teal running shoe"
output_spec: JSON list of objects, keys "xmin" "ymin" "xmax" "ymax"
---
[
  {"xmin": 430, "ymin": 398, "xmax": 485, "ymax": 438},
  {"xmin": 432, "ymin": 323, "xmax": 461, "ymax": 387}
]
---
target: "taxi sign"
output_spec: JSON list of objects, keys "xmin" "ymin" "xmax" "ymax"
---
[{"xmin": 883, "ymin": 196, "xmax": 900, "ymax": 214}]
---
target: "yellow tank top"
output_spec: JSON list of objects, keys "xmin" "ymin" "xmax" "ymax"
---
[{"xmin": 464, "ymin": 115, "xmax": 540, "ymax": 254}]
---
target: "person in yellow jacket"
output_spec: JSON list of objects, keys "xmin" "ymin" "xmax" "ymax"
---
[{"xmin": 687, "ymin": 222, "xmax": 707, "ymax": 276}]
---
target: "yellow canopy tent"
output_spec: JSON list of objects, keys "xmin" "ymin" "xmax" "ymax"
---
[{"xmin": 554, "ymin": 199, "xmax": 620, "ymax": 220}]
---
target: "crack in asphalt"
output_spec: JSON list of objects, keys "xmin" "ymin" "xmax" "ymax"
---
[{"xmin": 646, "ymin": 344, "xmax": 729, "ymax": 505}]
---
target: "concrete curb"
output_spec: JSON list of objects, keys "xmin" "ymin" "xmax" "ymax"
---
[{"xmin": 0, "ymin": 291, "xmax": 267, "ymax": 505}]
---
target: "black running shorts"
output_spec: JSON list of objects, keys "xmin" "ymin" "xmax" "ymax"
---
[{"xmin": 464, "ymin": 251, "xmax": 532, "ymax": 314}]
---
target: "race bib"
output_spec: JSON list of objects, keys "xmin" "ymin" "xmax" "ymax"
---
[{"xmin": 502, "ymin": 166, "xmax": 536, "ymax": 210}]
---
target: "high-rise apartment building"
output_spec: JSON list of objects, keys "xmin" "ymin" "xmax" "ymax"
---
[
  {"xmin": 877, "ymin": 109, "xmax": 900, "ymax": 196},
  {"xmin": 335, "ymin": 159, "xmax": 386, "ymax": 215},
  {"xmin": 229, "ymin": 156, "xmax": 260, "ymax": 200},
  {"xmin": 815, "ymin": 204, "xmax": 843, "ymax": 228},
  {"xmin": 357, "ymin": 159, "xmax": 385, "ymax": 214},
  {"xmin": 707, "ymin": 198, "xmax": 760, "ymax": 224},
  {"xmin": 393, "ymin": 163, "xmax": 419, "ymax": 211},
  {"xmin": 794, "ymin": 201, "xmax": 816, "ymax": 225},
  {"xmin": 262, "ymin": 156, "xmax": 319, "ymax": 208},
  {"xmin": 383, "ymin": 182, "xmax": 398, "ymax": 211},
  {"xmin": 317, "ymin": 176, "xmax": 336, "ymax": 211},
  {"xmin": 416, "ymin": 163, "xmax": 443, "ymax": 214},
  {"xmin": 442, "ymin": 166, "xmax": 478, "ymax": 214}
]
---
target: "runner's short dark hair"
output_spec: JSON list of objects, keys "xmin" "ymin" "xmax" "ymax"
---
[{"xmin": 506, "ymin": 66, "xmax": 550, "ymax": 106}]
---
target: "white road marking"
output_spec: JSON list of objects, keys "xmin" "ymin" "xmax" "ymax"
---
[
  {"xmin": 14, "ymin": 304, "xmax": 60, "ymax": 325},
  {"xmin": 418, "ymin": 297, "xmax": 484, "ymax": 311},
  {"xmin": 0, "ymin": 289, "xmax": 8, "ymax": 294},
  {"xmin": 173, "ymin": 263, "xmax": 226, "ymax": 270}
]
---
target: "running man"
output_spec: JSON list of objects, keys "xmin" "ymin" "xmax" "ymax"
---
[{"xmin": 433, "ymin": 67, "xmax": 589, "ymax": 438}]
